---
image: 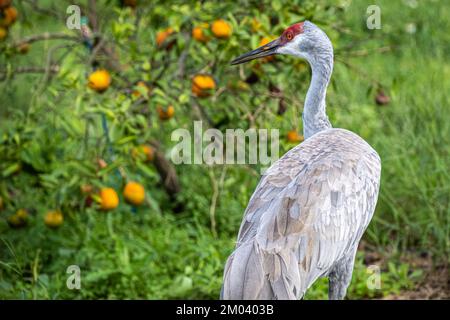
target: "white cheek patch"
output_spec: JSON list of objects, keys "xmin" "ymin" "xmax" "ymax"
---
[{"xmin": 277, "ymin": 36, "xmax": 305, "ymax": 59}]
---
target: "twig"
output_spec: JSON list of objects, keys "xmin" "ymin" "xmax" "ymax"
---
[
  {"xmin": 208, "ymin": 166, "xmax": 227, "ymax": 238},
  {"xmin": 176, "ymin": 32, "xmax": 191, "ymax": 79},
  {"xmin": 12, "ymin": 32, "xmax": 80, "ymax": 46},
  {"xmin": 150, "ymin": 144, "xmax": 182, "ymax": 203},
  {"xmin": 20, "ymin": 0, "xmax": 62, "ymax": 19},
  {"xmin": 87, "ymin": 36, "xmax": 106, "ymax": 66},
  {"xmin": 151, "ymin": 55, "xmax": 175, "ymax": 86},
  {"xmin": 192, "ymin": 99, "xmax": 214, "ymax": 127},
  {"xmin": 130, "ymin": 6, "xmax": 143, "ymax": 42},
  {"xmin": 0, "ymin": 65, "xmax": 60, "ymax": 74},
  {"xmin": 87, "ymin": 0, "xmax": 99, "ymax": 33},
  {"xmin": 35, "ymin": 43, "xmax": 75, "ymax": 93}
]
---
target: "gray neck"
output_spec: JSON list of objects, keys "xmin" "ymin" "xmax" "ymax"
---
[{"xmin": 302, "ymin": 53, "xmax": 333, "ymax": 139}]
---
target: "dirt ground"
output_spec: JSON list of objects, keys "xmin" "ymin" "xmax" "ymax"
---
[
  {"xmin": 384, "ymin": 266, "xmax": 449, "ymax": 300},
  {"xmin": 384, "ymin": 256, "xmax": 449, "ymax": 300},
  {"xmin": 360, "ymin": 242, "xmax": 449, "ymax": 300}
]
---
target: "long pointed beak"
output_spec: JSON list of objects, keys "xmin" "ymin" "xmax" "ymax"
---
[{"xmin": 230, "ymin": 38, "xmax": 281, "ymax": 65}]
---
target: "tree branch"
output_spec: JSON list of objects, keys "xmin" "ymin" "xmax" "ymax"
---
[
  {"xmin": 0, "ymin": 66, "xmax": 60, "ymax": 81},
  {"xmin": 20, "ymin": 0, "xmax": 62, "ymax": 19},
  {"xmin": 12, "ymin": 32, "xmax": 80, "ymax": 47},
  {"xmin": 0, "ymin": 66, "xmax": 59, "ymax": 74},
  {"xmin": 149, "ymin": 141, "xmax": 182, "ymax": 209},
  {"xmin": 87, "ymin": 0, "xmax": 99, "ymax": 33}
]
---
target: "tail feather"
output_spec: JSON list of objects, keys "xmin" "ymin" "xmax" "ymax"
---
[
  {"xmin": 222, "ymin": 242, "xmax": 265, "ymax": 299},
  {"xmin": 222, "ymin": 241, "xmax": 303, "ymax": 300}
]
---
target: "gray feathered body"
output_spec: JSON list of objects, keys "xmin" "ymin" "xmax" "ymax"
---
[
  {"xmin": 222, "ymin": 21, "xmax": 381, "ymax": 300},
  {"xmin": 222, "ymin": 128, "xmax": 381, "ymax": 299}
]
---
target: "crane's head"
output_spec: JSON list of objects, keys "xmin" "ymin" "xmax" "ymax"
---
[{"xmin": 230, "ymin": 20, "xmax": 332, "ymax": 65}]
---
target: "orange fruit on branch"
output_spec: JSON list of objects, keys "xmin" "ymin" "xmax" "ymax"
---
[
  {"xmin": 286, "ymin": 130, "xmax": 304, "ymax": 143},
  {"xmin": 44, "ymin": 210, "xmax": 64, "ymax": 228},
  {"xmin": 192, "ymin": 23, "xmax": 209, "ymax": 43},
  {"xmin": 0, "ymin": 6, "xmax": 18, "ymax": 27},
  {"xmin": 251, "ymin": 18, "xmax": 262, "ymax": 32},
  {"xmin": 0, "ymin": 26, "xmax": 7, "ymax": 40},
  {"xmin": 122, "ymin": 0, "xmax": 137, "ymax": 8},
  {"xmin": 7, "ymin": 209, "xmax": 28, "ymax": 228},
  {"xmin": 16, "ymin": 42, "xmax": 30, "ymax": 54},
  {"xmin": 259, "ymin": 37, "xmax": 276, "ymax": 62},
  {"xmin": 123, "ymin": 181, "xmax": 145, "ymax": 206},
  {"xmin": 192, "ymin": 74, "xmax": 216, "ymax": 97},
  {"xmin": 0, "ymin": 0, "xmax": 11, "ymax": 9},
  {"xmin": 132, "ymin": 81, "xmax": 151, "ymax": 99},
  {"xmin": 99, "ymin": 188, "xmax": 119, "ymax": 210},
  {"xmin": 16, "ymin": 208, "xmax": 28, "ymax": 220},
  {"xmin": 88, "ymin": 69, "xmax": 111, "ymax": 93},
  {"xmin": 211, "ymin": 19, "xmax": 232, "ymax": 39},
  {"xmin": 156, "ymin": 27, "xmax": 174, "ymax": 47},
  {"xmin": 132, "ymin": 144, "xmax": 154, "ymax": 162},
  {"xmin": 157, "ymin": 105, "xmax": 175, "ymax": 120},
  {"xmin": 7, "ymin": 215, "xmax": 25, "ymax": 228}
]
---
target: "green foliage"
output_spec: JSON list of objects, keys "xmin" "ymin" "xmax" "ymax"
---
[
  {"xmin": 304, "ymin": 253, "xmax": 423, "ymax": 300},
  {"xmin": 0, "ymin": 0, "xmax": 448, "ymax": 299}
]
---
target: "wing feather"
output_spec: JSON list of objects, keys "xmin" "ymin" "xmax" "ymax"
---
[{"xmin": 223, "ymin": 128, "xmax": 381, "ymax": 299}]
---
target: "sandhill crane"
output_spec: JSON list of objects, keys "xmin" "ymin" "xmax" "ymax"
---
[{"xmin": 221, "ymin": 21, "xmax": 381, "ymax": 300}]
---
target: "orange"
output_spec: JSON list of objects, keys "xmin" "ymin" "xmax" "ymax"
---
[
  {"xmin": 0, "ymin": 0, "xmax": 11, "ymax": 9},
  {"xmin": 44, "ymin": 210, "xmax": 64, "ymax": 228},
  {"xmin": 259, "ymin": 37, "xmax": 276, "ymax": 62},
  {"xmin": 142, "ymin": 145, "xmax": 154, "ymax": 161},
  {"xmin": 99, "ymin": 188, "xmax": 119, "ymax": 210},
  {"xmin": 227, "ymin": 79, "xmax": 250, "ymax": 91},
  {"xmin": 251, "ymin": 18, "xmax": 262, "ymax": 32},
  {"xmin": 16, "ymin": 42, "xmax": 29, "ymax": 54},
  {"xmin": 0, "ymin": 26, "xmax": 7, "ymax": 40},
  {"xmin": 7, "ymin": 215, "xmax": 25, "ymax": 228},
  {"xmin": 132, "ymin": 81, "xmax": 150, "ymax": 99},
  {"xmin": 7, "ymin": 209, "xmax": 28, "ymax": 228},
  {"xmin": 211, "ymin": 19, "xmax": 232, "ymax": 39},
  {"xmin": 132, "ymin": 144, "xmax": 154, "ymax": 162},
  {"xmin": 192, "ymin": 23, "xmax": 209, "ymax": 42},
  {"xmin": 122, "ymin": 0, "xmax": 137, "ymax": 8},
  {"xmin": 123, "ymin": 181, "xmax": 145, "ymax": 206},
  {"xmin": 157, "ymin": 105, "xmax": 174, "ymax": 120},
  {"xmin": 156, "ymin": 27, "xmax": 174, "ymax": 47},
  {"xmin": 88, "ymin": 69, "xmax": 111, "ymax": 93},
  {"xmin": 286, "ymin": 130, "xmax": 304, "ymax": 143},
  {"xmin": 0, "ymin": 6, "xmax": 18, "ymax": 27},
  {"xmin": 16, "ymin": 209, "xmax": 28, "ymax": 220},
  {"xmin": 191, "ymin": 74, "xmax": 216, "ymax": 97}
]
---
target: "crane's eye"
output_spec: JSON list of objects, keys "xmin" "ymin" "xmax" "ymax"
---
[{"xmin": 286, "ymin": 32, "xmax": 293, "ymax": 41}]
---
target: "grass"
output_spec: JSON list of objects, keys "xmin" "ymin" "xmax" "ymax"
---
[
  {"xmin": 336, "ymin": 0, "xmax": 450, "ymax": 256},
  {"xmin": 0, "ymin": 210, "xmax": 422, "ymax": 299},
  {"xmin": 0, "ymin": 0, "xmax": 449, "ymax": 299}
]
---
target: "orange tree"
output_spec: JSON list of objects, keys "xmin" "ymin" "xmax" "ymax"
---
[
  {"xmin": 0, "ymin": 0, "xmax": 346, "ymax": 220},
  {"xmin": 0, "ymin": 1, "xmax": 380, "ymax": 298}
]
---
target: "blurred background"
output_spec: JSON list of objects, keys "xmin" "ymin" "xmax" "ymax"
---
[{"xmin": 0, "ymin": 0, "xmax": 448, "ymax": 299}]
